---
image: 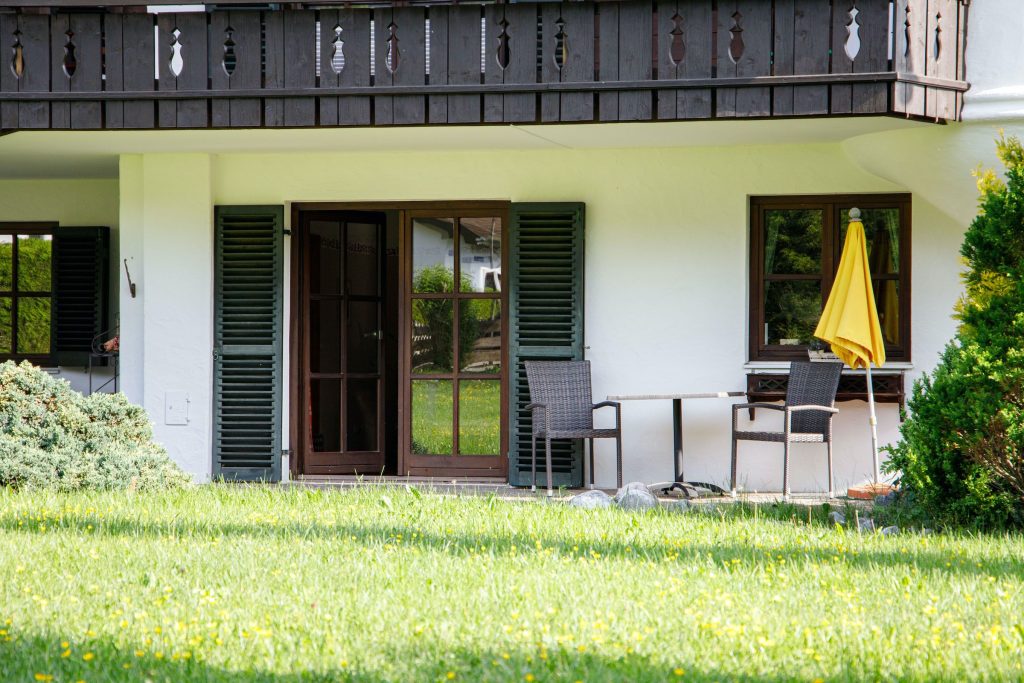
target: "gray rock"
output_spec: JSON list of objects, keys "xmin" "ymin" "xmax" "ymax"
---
[
  {"xmin": 858, "ymin": 517, "xmax": 876, "ymax": 533},
  {"xmin": 874, "ymin": 492, "xmax": 897, "ymax": 506},
  {"xmin": 881, "ymin": 525, "xmax": 900, "ymax": 536},
  {"xmin": 614, "ymin": 482, "xmax": 659, "ymax": 511},
  {"xmin": 668, "ymin": 499, "xmax": 692, "ymax": 513},
  {"xmin": 828, "ymin": 511, "xmax": 846, "ymax": 525},
  {"xmin": 613, "ymin": 481, "xmax": 651, "ymax": 501},
  {"xmin": 568, "ymin": 490, "xmax": 613, "ymax": 509}
]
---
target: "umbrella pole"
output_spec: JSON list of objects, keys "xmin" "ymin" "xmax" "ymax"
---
[{"xmin": 866, "ymin": 364, "xmax": 880, "ymax": 484}]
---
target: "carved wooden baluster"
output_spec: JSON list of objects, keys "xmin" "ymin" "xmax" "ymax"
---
[
  {"xmin": 496, "ymin": 17, "xmax": 510, "ymax": 70},
  {"xmin": 331, "ymin": 24, "xmax": 345, "ymax": 74},
  {"xmin": 62, "ymin": 29, "xmax": 77, "ymax": 78},
  {"xmin": 728, "ymin": 11, "xmax": 744, "ymax": 64},
  {"xmin": 10, "ymin": 29, "xmax": 23, "ymax": 79},
  {"xmin": 903, "ymin": 4, "xmax": 912, "ymax": 57},
  {"xmin": 844, "ymin": 4, "xmax": 861, "ymax": 61},
  {"xmin": 669, "ymin": 12, "xmax": 685, "ymax": 66},
  {"xmin": 222, "ymin": 26, "xmax": 236, "ymax": 77},
  {"xmin": 554, "ymin": 17, "xmax": 567, "ymax": 71},
  {"xmin": 169, "ymin": 27, "xmax": 184, "ymax": 77},
  {"xmin": 385, "ymin": 21, "xmax": 399, "ymax": 73}
]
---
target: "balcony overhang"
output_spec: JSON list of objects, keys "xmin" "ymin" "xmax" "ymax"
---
[
  {"xmin": 0, "ymin": 116, "xmax": 935, "ymax": 179},
  {"xmin": 0, "ymin": 0, "xmax": 969, "ymax": 133}
]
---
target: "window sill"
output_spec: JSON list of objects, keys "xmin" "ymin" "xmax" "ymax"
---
[{"xmin": 744, "ymin": 361, "xmax": 913, "ymax": 373}]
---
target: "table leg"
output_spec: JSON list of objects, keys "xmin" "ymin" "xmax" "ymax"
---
[{"xmin": 672, "ymin": 398, "xmax": 683, "ymax": 483}]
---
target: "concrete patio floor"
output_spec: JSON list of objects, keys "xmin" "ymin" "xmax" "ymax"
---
[{"xmin": 291, "ymin": 475, "xmax": 852, "ymax": 507}]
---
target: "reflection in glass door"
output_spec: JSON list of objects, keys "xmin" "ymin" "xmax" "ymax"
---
[
  {"xmin": 404, "ymin": 211, "xmax": 507, "ymax": 477},
  {"xmin": 303, "ymin": 213, "xmax": 386, "ymax": 474}
]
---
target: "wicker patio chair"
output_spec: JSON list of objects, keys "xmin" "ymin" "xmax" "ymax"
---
[
  {"xmin": 731, "ymin": 361, "xmax": 842, "ymax": 498},
  {"xmin": 524, "ymin": 360, "xmax": 622, "ymax": 496}
]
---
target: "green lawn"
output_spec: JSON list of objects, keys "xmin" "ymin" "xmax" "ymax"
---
[{"xmin": 2, "ymin": 487, "xmax": 1023, "ymax": 682}]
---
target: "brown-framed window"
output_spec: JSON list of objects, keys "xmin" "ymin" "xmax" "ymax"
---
[
  {"xmin": 0, "ymin": 223, "xmax": 56, "ymax": 364},
  {"xmin": 749, "ymin": 194, "xmax": 911, "ymax": 363}
]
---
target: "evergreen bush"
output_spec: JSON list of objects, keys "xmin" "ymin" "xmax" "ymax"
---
[
  {"xmin": 885, "ymin": 135, "xmax": 1024, "ymax": 530},
  {"xmin": 0, "ymin": 361, "xmax": 191, "ymax": 491}
]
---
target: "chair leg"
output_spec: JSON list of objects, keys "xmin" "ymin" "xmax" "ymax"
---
[
  {"xmin": 826, "ymin": 438, "xmax": 834, "ymax": 498},
  {"xmin": 615, "ymin": 434, "xmax": 623, "ymax": 489},
  {"xmin": 545, "ymin": 435, "xmax": 554, "ymax": 497},
  {"xmin": 783, "ymin": 439, "xmax": 791, "ymax": 500},
  {"xmin": 531, "ymin": 433, "xmax": 537, "ymax": 493},
  {"xmin": 588, "ymin": 438, "xmax": 595, "ymax": 489},
  {"xmin": 730, "ymin": 437, "xmax": 738, "ymax": 497}
]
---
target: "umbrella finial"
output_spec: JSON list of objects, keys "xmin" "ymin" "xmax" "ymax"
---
[{"xmin": 849, "ymin": 207, "xmax": 862, "ymax": 220}]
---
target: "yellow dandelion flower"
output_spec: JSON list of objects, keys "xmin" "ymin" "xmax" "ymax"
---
[
  {"xmin": 33, "ymin": 675, "xmax": 53, "ymax": 682},
  {"xmin": 134, "ymin": 650, "xmax": 145, "ymax": 658},
  {"xmin": 446, "ymin": 672, "xmax": 456, "ymax": 680},
  {"xmin": 82, "ymin": 653, "xmax": 95, "ymax": 662},
  {"xmin": 61, "ymin": 649, "xmax": 71, "ymax": 658},
  {"xmin": 60, "ymin": 641, "xmax": 69, "ymax": 648},
  {"xmin": 525, "ymin": 675, "xmax": 535, "ymax": 682},
  {"xmin": 674, "ymin": 669, "xmax": 685, "ymax": 677}
]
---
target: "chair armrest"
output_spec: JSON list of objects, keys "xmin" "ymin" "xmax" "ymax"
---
[
  {"xmin": 786, "ymin": 405, "xmax": 839, "ymax": 414},
  {"xmin": 733, "ymin": 402, "xmax": 785, "ymax": 412},
  {"xmin": 524, "ymin": 402, "xmax": 546, "ymax": 411},
  {"xmin": 593, "ymin": 401, "xmax": 621, "ymax": 430}
]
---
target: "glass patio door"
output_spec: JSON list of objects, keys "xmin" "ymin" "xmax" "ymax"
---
[
  {"xmin": 302, "ymin": 213, "xmax": 385, "ymax": 474},
  {"xmin": 403, "ymin": 210, "xmax": 507, "ymax": 477}
]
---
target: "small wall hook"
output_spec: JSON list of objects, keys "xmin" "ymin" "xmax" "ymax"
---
[{"xmin": 123, "ymin": 258, "xmax": 137, "ymax": 298}]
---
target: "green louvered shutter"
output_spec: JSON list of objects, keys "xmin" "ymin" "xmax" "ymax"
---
[
  {"xmin": 213, "ymin": 206, "xmax": 284, "ymax": 482},
  {"xmin": 54, "ymin": 227, "xmax": 110, "ymax": 367},
  {"xmin": 508, "ymin": 203, "xmax": 585, "ymax": 487}
]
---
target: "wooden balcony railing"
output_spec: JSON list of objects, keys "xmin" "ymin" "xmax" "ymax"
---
[{"xmin": 0, "ymin": 0, "xmax": 969, "ymax": 131}]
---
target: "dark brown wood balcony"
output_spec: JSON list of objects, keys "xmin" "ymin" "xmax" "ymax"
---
[{"xmin": 0, "ymin": 0, "xmax": 969, "ymax": 132}]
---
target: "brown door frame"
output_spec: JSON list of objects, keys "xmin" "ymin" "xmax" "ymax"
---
[{"xmin": 289, "ymin": 201, "xmax": 510, "ymax": 479}]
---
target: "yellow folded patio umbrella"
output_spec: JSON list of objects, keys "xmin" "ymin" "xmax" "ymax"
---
[{"xmin": 813, "ymin": 208, "xmax": 885, "ymax": 482}]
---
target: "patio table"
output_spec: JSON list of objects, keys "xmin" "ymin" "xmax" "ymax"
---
[{"xmin": 606, "ymin": 391, "xmax": 746, "ymax": 497}]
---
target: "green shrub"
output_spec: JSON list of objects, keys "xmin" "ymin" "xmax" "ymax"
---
[
  {"xmin": 0, "ymin": 361, "xmax": 190, "ymax": 491},
  {"xmin": 885, "ymin": 134, "xmax": 1024, "ymax": 530}
]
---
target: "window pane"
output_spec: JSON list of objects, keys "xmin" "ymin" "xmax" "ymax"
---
[
  {"xmin": 309, "ymin": 300, "xmax": 341, "ymax": 374},
  {"xmin": 0, "ymin": 297, "xmax": 10, "ymax": 353},
  {"xmin": 17, "ymin": 296, "xmax": 50, "ymax": 355},
  {"xmin": 346, "ymin": 378, "xmax": 378, "ymax": 452},
  {"xmin": 0, "ymin": 236, "xmax": 11, "ymax": 290},
  {"xmin": 764, "ymin": 210, "xmax": 822, "ymax": 275},
  {"xmin": 412, "ymin": 218, "xmax": 455, "ymax": 293},
  {"xmin": 346, "ymin": 222, "xmax": 379, "ymax": 296},
  {"xmin": 459, "ymin": 380, "xmax": 500, "ymax": 455},
  {"xmin": 347, "ymin": 301, "xmax": 379, "ymax": 373},
  {"xmin": 18, "ymin": 234, "xmax": 51, "ymax": 292},
  {"xmin": 840, "ymin": 207, "xmax": 900, "ymax": 276},
  {"xmin": 764, "ymin": 280, "xmax": 821, "ymax": 346},
  {"xmin": 459, "ymin": 217, "xmax": 502, "ymax": 293},
  {"xmin": 411, "ymin": 379, "xmax": 453, "ymax": 455},
  {"xmin": 309, "ymin": 221, "xmax": 343, "ymax": 295},
  {"xmin": 310, "ymin": 379, "xmax": 341, "ymax": 452},
  {"xmin": 874, "ymin": 280, "xmax": 900, "ymax": 346},
  {"xmin": 460, "ymin": 300, "xmax": 501, "ymax": 374},
  {"xmin": 412, "ymin": 298, "xmax": 453, "ymax": 373}
]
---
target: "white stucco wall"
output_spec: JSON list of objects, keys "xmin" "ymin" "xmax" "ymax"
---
[
  {"xmin": 0, "ymin": 178, "xmax": 119, "ymax": 394},
  {"xmin": 961, "ymin": 0, "xmax": 1024, "ymax": 122},
  {"xmin": 183, "ymin": 132, "xmax": 962, "ymax": 492}
]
